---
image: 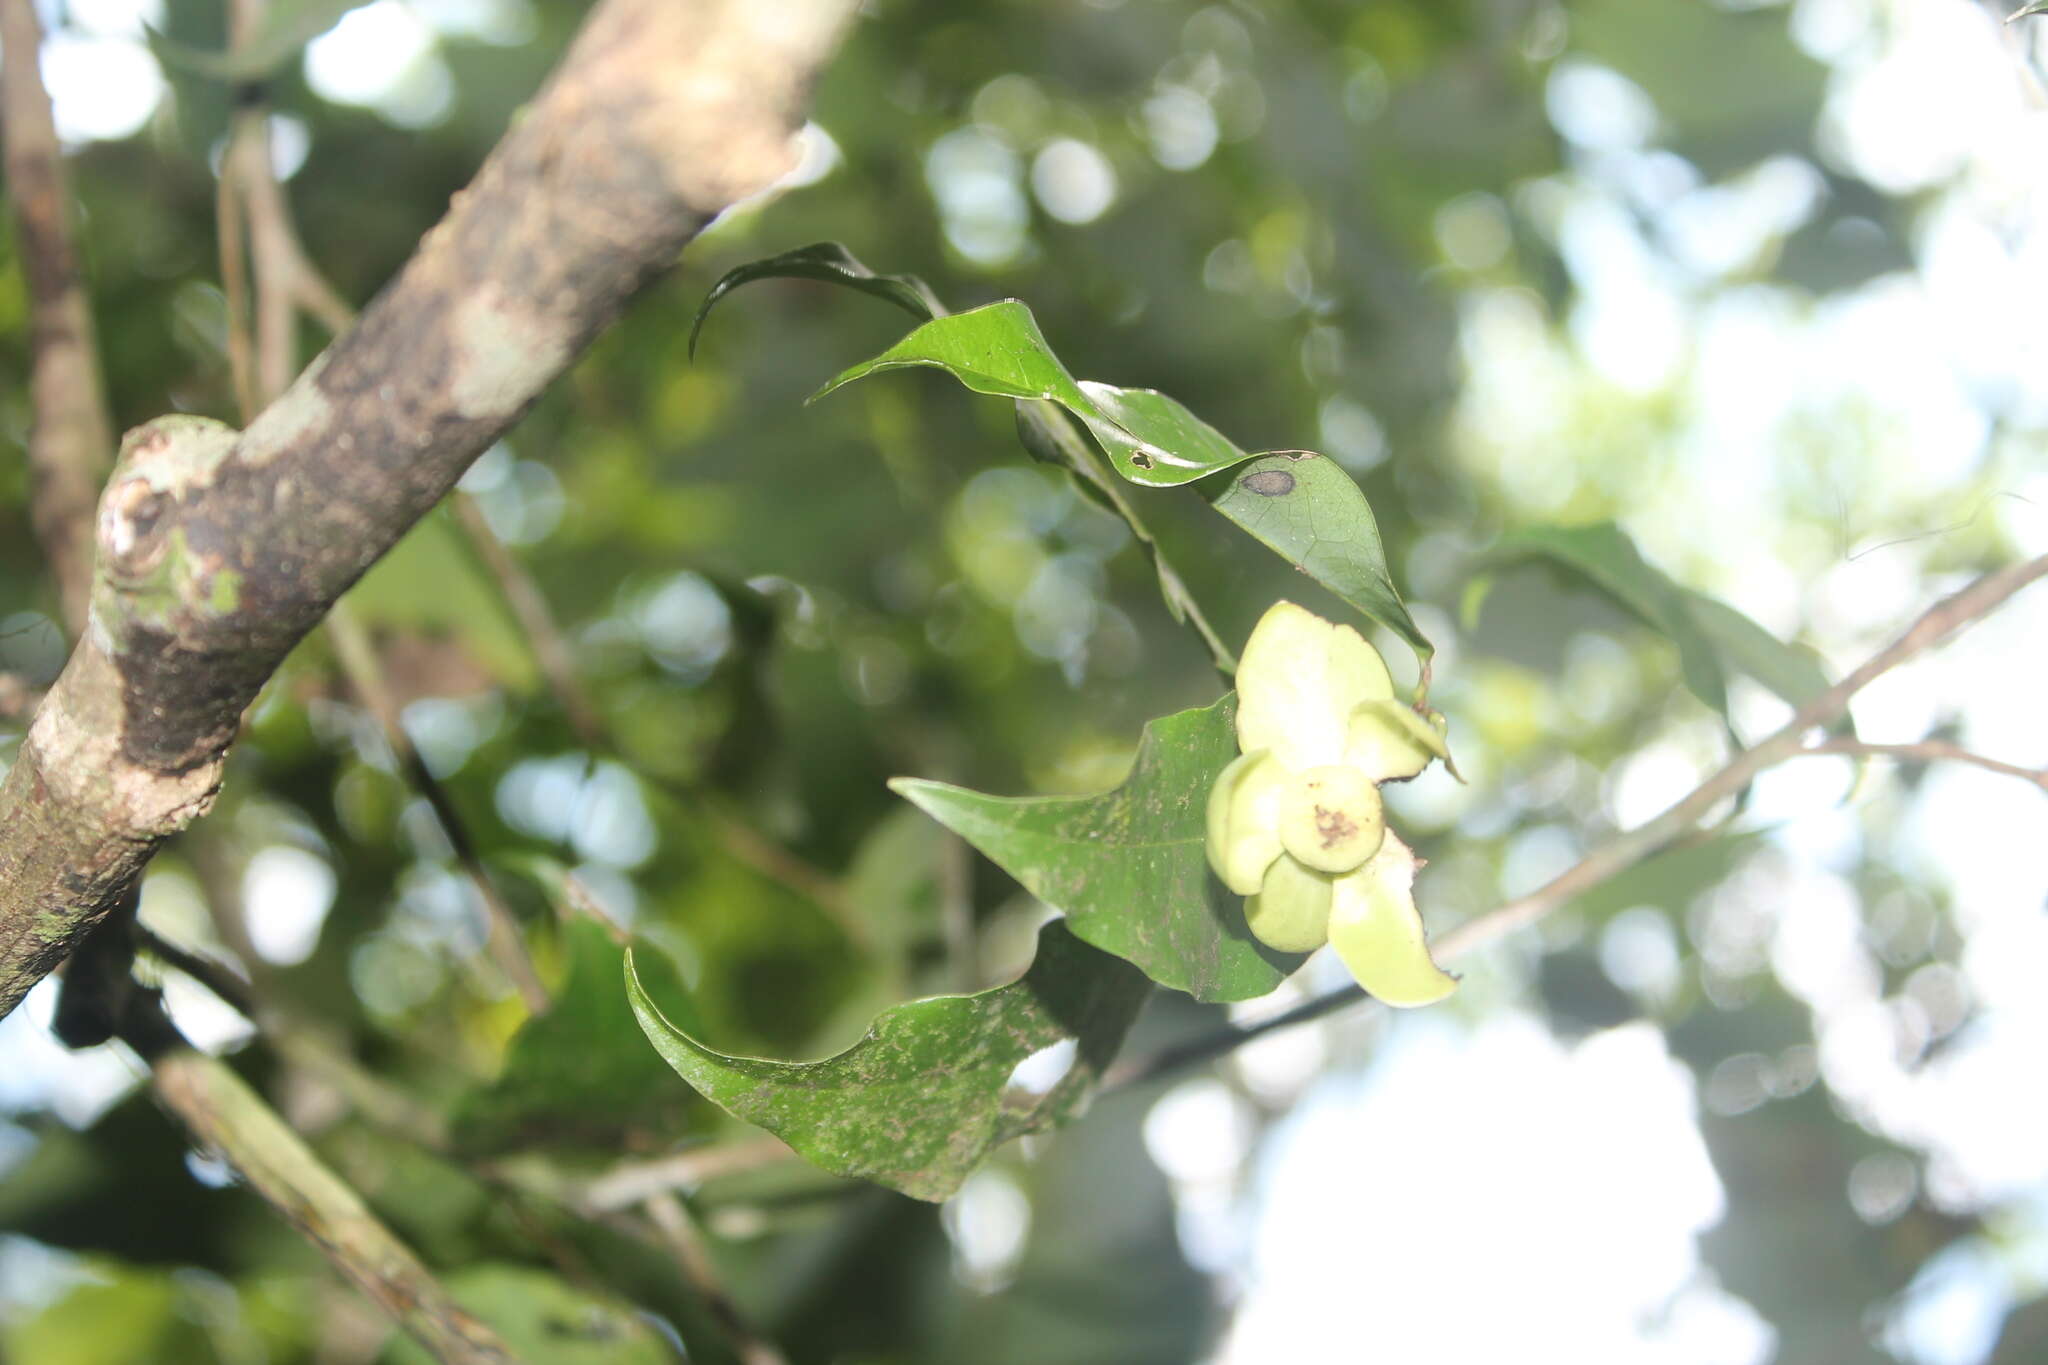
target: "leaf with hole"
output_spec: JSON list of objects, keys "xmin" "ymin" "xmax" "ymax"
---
[
  {"xmin": 894, "ymin": 696, "xmax": 1303, "ymax": 1003},
  {"xmin": 627, "ymin": 919, "xmax": 1148, "ymax": 1202}
]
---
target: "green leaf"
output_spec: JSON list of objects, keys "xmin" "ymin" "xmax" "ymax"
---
[
  {"xmin": 452, "ymin": 915, "xmax": 700, "ymax": 1153},
  {"xmin": 813, "ymin": 300, "xmax": 1271, "ymax": 487},
  {"xmin": 147, "ymin": 0, "xmax": 372, "ymax": 82},
  {"xmin": 1493, "ymin": 522, "xmax": 1728, "ymax": 717},
  {"xmin": 1491, "ymin": 521, "xmax": 1844, "ymax": 734},
  {"xmin": 2013, "ymin": 2, "xmax": 2048, "ymax": 19},
  {"xmin": 1681, "ymin": 590, "xmax": 1845, "ymax": 727},
  {"xmin": 894, "ymin": 696, "xmax": 1302, "ymax": 1003},
  {"xmin": 627, "ymin": 920, "xmax": 1149, "ymax": 1203},
  {"xmin": 1209, "ymin": 452, "xmax": 1433, "ymax": 672},
  {"xmin": 690, "ymin": 242, "xmax": 943, "ymax": 358},
  {"xmin": 382, "ymin": 1265, "xmax": 672, "ymax": 1365}
]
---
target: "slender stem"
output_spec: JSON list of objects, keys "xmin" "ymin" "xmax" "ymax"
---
[
  {"xmin": 1108, "ymin": 554, "xmax": 2048, "ymax": 1091},
  {"xmin": 0, "ymin": 674, "xmax": 44, "ymax": 723},
  {"xmin": 448, "ymin": 493, "xmax": 607, "ymax": 746},
  {"xmin": 1024, "ymin": 401, "xmax": 1238, "ymax": 677},
  {"xmin": 0, "ymin": 0, "xmax": 116, "ymax": 635},
  {"xmin": 1798, "ymin": 736, "xmax": 2048, "ymax": 793},
  {"xmin": 134, "ymin": 923, "xmax": 258, "ymax": 1018},
  {"xmin": 641, "ymin": 1191, "xmax": 791, "ymax": 1365},
  {"xmin": 574, "ymin": 1136, "xmax": 794, "ymax": 1213},
  {"xmin": 325, "ymin": 601, "xmax": 552, "ymax": 1012}
]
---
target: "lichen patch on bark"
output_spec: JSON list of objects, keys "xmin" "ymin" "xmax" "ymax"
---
[
  {"xmin": 238, "ymin": 361, "xmax": 334, "ymax": 466},
  {"xmin": 448, "ymin": 285, "xmax": 570, "ymax": 421}
]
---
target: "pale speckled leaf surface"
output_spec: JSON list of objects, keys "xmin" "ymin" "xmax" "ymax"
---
[
  {"xmin": 893, "ymin": 697, "xmax": 1302, "ymax": 1004},
  {"xmin": 627, "ymin": 920, "xmax": 1148, "ymax": 1203}
]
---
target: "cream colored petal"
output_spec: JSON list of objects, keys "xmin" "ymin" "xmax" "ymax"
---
[
  {"xmin": 1326, "ymin": 834, "xmax": 1457, "ymax": 1008},
  {"xmin": 1276, "ymin": 765, "xmax": 1385, "ymax": 874},
  {"xmin": 1205, "ymin": 750, "xmax": 1286, "ymax": 895},
  {"xmin": 1246, "ymin": 855, "xmax": 1334, "ymax": 953},
  {"xmin": 1344, "ymin": 700, "xmax": 1452, "ymax": 783},
  {"xmin": 1235, "ymin": 601, "xmax": 1395, "ymax": 770}
]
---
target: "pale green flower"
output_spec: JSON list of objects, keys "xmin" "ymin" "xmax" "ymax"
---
[{"xmin": 1205, "ymin": 601, "xmax": 1457, "ymax": 1007}]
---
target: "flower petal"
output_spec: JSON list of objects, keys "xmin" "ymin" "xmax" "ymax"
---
[
  {"xmin": 1205, "ymin": 750, "xmax": 1286, "ymax": 895},
  {"xmin": 1326, "ymin": 834, "xmax": 1457, "ymax": 1007},
  {"xmin": 1345, "ymin": 699, "xmax": 1453, "ymax": 783},
  {"xmin": 1246, "ymin": 855, "xmax": 1334, "ymax": 953},
  {"xmin": 1235, "ymin": 601, "xmax": 1395, "ymax": 770},
  {"xmin": 1276, "ymin": 765, "xmax": 1385, "ymax": 874}
]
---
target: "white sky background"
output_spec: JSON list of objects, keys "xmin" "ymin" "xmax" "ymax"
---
[{"xmin": 2, "ymin": 1, "xmax": 2048, "ymax": 1361}]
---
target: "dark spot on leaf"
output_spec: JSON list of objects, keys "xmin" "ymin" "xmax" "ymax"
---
[
  {"xmin": 1241, "ymin": 470, "xmax": 1295, "ymax": 497},
  {"xmin": 1132, "ymin": 451, "xmax": 1155, "ymax": 469}
]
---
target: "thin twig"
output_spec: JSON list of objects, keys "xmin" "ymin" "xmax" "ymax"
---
[
  {"xmin": 448, "ymin": 493, "xmax": 606, "ymax": 746},
  {"xmin": 325, "ymin": 601, "xmax": 551, "ymax": 1012},
  {"xmin": 447, "ymin": 493, "xmax": 864, "ymax": 931},
  {"xmin": 1025, "ymin": 401, "xmax": 1237, "ymax": 677},
  {"xmin": 0, "ymin": 0, "xmax": 116, "ymax": 636},
  {"xmin": 577, "ymin": 1136, "xmax": 794, "ymax": 1213},
  {"xmin": 149, "ymin": 1044, "xmax": 517, "ymax": 1363},
  {"xmin": 1108, "ymin": 554, "xmax": 2048, "ymax": 1091},
  {"xmin": 1799, "ymin": 736, "xmax": 2048, "ymax": 793},
  {"xmin": 641, "ymin": 1191, "xmax": 790, "ymax": 1365},
  {"xmin": 0, "ymin": 674, "xmax": 44, "ymax": 723},
  {"xmin": 134, "ymin": 922, "xmax": 258, "ymax": 1018}
]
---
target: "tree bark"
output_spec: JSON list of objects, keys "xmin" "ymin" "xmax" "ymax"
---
[{"xmin": 0, "ymin": 0, "xmax": 859, "ymax": 1020}]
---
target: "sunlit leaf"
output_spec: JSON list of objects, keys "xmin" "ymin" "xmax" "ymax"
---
[
  {"xmin": 1491, "ymin": 521, "xmax": 1843, "ymax": 734},
  {"xmin": 146, "ymin": 0, "xmax": 372, "ymax": 82},
  {"xmin": 627, "ymin": 920, "xmax": 1149, "ymax": 1203},
  {"xmin": 2012, "ymin": 1, "xmax": 2048, "ymax": 19},
  {"xmin": 690, "ymin": 242, "xmax": 943, "ymax": 358},
  {"xmin": 813, "ymin": 300, "xmax": 1267, "ymax": 487},
  {"xmin": 1493, "ymin": 522, "xmax": 1727, "ymax": 716},
  {"xmin": 1682, "ymin": 590, "xmax": 1848, "ymax": 732},
  {"xmin": 1210, "ymin": 452, "xmax": 1432, "ymax": 672},
  {"xmin": 894, "ymin": 697, "xmax": 1302, "ymax": 1003}
]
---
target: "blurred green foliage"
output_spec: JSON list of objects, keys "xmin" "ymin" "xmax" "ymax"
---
[{"xmin": 1, "ymin": 0, "xmax": 2035, "ymax": 1360}]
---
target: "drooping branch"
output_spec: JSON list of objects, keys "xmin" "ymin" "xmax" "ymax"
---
[
  {"xmin": 0, "ymin": 0, "xmax": 116, "ymax": 634},
  {"xmin": 0, "ymin": 0, "xmax": 862, "ymax": 1020}
]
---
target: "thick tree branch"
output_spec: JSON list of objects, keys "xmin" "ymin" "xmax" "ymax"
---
[
  {"xmin": 0, "ymin": 0, "xmax": 116, "ymax": 635},
  {"xmin": 0, "ymin": 0, "xmax": 861, "ymax": 1020}
]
